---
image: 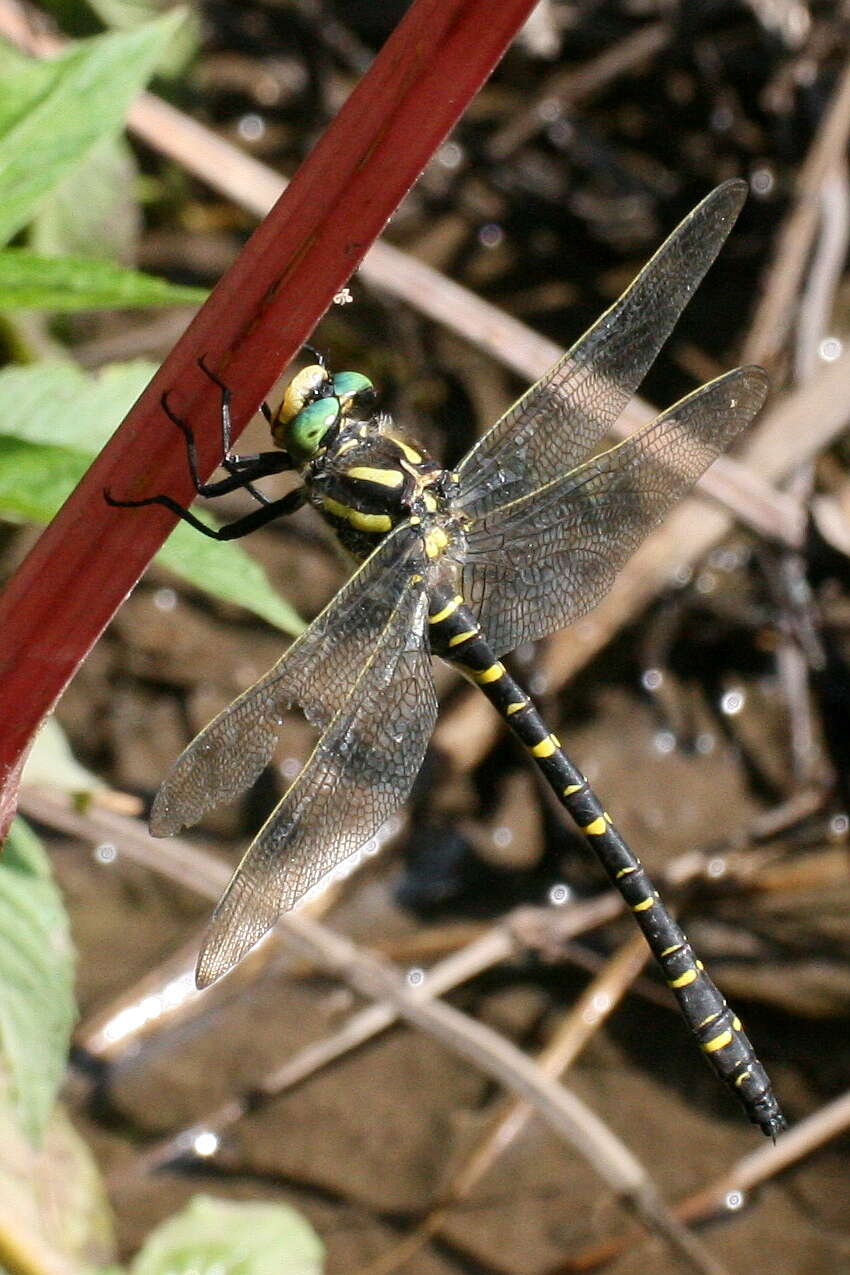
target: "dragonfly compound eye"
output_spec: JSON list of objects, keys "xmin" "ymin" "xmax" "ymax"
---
[
  {"xmin": 285, "ymin": 396, "xmax": 341, "ymax": 459},
  {"xmin": 331, "ymin": 371, "xmax": 376, "ymax": 417}
]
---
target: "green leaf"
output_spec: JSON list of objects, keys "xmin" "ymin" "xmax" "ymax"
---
[
  {"xmin": 0, "ymin": 249, "xmax": 208, "ymax": 310},
  {"xmin": 130, "ymin": 1195, "xmax": 323, "ymax": 1275},
  {"xmin": 0, "ymin": 364, "xmax": 305, "ymax": 635},
  {"xmin": 0, "ymin": 41, "xmax": 32, "ymax": 78},
  {"xmin": 0, "ymin": 436, "xmax": 84, "ymax": 521},
  {"xmin": 0, "ymin": 12, "xmax": 184, "ymax": 245},
  {"xmin": 157, "ymin": 522, "xmax": 306, "ymax": 633},
  {"xmin": 0, "ymin": 820, "xmax": 76, "ymax": 1143},
  {"xmin": 0, "ymin": 359, "xmax": 159, "ymax": 451},
  {"xmin": 0, "ymin": 1074, "xmax": 115, "ymax": 1268},
  {"xmin": 85, "ymin": 0, "xmax": 200, "ymax": 78},
  {"xmin": 88, "ymin": 0, "xmax": 178, "ymax": 26},
  {"xmin": 29, "ymin": 133, "xmax": 142, "ymax": 263},
  {"xmin": 21, "ymin": 716, "xmax": 103, "ymax": 795}
]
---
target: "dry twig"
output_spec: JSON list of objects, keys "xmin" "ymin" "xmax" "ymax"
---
[{"xmin": 744, "ymin": 52, "xmax": 850, "ymax": 368}]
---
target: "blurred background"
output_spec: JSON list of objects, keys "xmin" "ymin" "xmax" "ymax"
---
[{"xmin": 1, "ymin": 2, "xmax": 850, "ymax": 1273}]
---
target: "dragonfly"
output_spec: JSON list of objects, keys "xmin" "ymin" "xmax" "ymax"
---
[{"xmin": 108, "ymin": 180, "xmax": 785, "ymax": 1138}]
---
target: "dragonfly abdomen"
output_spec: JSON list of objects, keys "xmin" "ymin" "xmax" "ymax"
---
[{"xmin": 427, "ymin": 584, "xmax": 785, "ymax": 1138}]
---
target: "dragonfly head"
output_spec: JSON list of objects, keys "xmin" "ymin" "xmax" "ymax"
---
[{"xmin": 273, "ymin": 365, "xmax": 376, "ymax": 462}]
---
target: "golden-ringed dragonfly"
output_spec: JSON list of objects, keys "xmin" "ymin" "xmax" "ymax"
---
[{"xmin": 108, "ymin": 181, "xmax": 785, "ymax": 1138}]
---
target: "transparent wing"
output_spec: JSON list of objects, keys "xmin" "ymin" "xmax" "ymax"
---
[
  {"xmin": 196, "ymin": 579, "xmax": 436, "ymax": 986},
  {"xmin": 151, "ymin": 523, "xmax": 424, "ymax": 836},
  {"xmin": 456, "ymin": 181, "xmax": 747, "ymax": 519},
  {"xmin": 455, "ymin": 367, "xmax": 768, "ymax": 657}
]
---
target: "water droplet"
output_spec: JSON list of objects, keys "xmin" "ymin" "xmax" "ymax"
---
[
  {"xmin": 437, "ymin": 141, "xmax": 463, "ymax": 169},
  {"xmin": 153, "ymin": 587, "xmax": 177, "ymax": 612},
  {"xmin": 478, "ymin": 222, "xmax": 504, "ymax": 249},
  {"xmin": 696, "ymin": 732, "xmax": 715, "ymax": 755},
  {"xmin": 238, "ymin": 113, "xmax": 265, "ymax": 142},
  {"xmin": 94, "ymin": 842, "xmax": 117, "ymax": 864},
  {"xmin": 193, "ymin": 1130, "xmax": 220, "ymax": 1158},
  {"xmin": 548, "ymin": 883, "xmax": 570, "ymax": 906},
  {"xmin": 819, "ymin": 336, "xmax": 842, "ymax": 363},
  {"xmin": 724, "ymin": 1190, "xmax": 745, "ymax": 1211},
  {"xmin": 406, "ymin": 967, "xmax": 425, "ymax": 987},
  {"xmin": 653, "ymin": 730, "xmax": 676, "ymax": 755},
  {"xmin": 706, "ymin": 857, "xmax": 727, "ymax": 879},
  {"xmin": 641, "ymin": 668, "xmax": 663, "ymax": 692},
  {"xmin": 279, "ymin": 756, "xmax": 301, "ymax": 780},
  {"xmin": 709, "ymin": 547, "xmax": 741, "ymax": 572},
  {"xmin": 750, "ymin": 166, "xmax": 775, "ymax": 196},
  {"xmin": 537, "ymin": 97, "xmax": 561, "ymax": 123},
  {"xmin": 720, "ymin": 689, "xmax": 745, "ymax": 716},
  {"xmin": 493, "ymin": 825, "xmax": 513, "ymax": 848},
  {"xmin": 829, "ymin": 812, "xmax": 849, "ymax": 838}
]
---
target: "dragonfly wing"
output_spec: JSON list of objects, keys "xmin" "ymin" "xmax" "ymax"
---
[
  {"xmin": 456, "ymin": 367, "xmax": 768, "ymax": 657},
  {"xmin": 151, "ymin": 523, "xmax": 423, "ymax": 836},
  {"xmin": 455, "ymin": 182, "xmax": 748, "ymax": 519},
  {"xmin": 195, "ymin": 574, "xmax": 437, "ymax": 987}
]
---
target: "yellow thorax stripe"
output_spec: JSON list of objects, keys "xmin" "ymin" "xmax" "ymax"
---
[
  {"xmin": 347, "ymin": 465, "xmax": 404, "ymax": 488},
  {"xmin": 386, "ymin": 433, "xmax": 422, "ymax": 465},
  {"xmin": 322, "ymin": 496, "xmax": 392, "ymax": 533}
]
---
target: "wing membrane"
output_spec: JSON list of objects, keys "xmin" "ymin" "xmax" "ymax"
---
[
  {"xmin": 456, "ymin": 181, "xmax": 747, "ymax": 519},
  {"xmin": 151, "ymin": 523, "xmax": 422, "ymax": 836},
  {"xmin": 196, "ymin": 579, "xmax": 436, "ymax": 986},
  {"xmin": 456, "ymin": 367, "xmax": 768, "ymax": 656}
]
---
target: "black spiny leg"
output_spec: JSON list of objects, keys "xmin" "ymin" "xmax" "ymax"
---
[
  {"xmin": 105, "ymin": 361, "xmax": 304, "ymax": 535},
  {"xmin": 189, "ymin": 357, "xmax": 296, "ymax": 505},
  {"xmin": 105, "ymin": 485, "xmax": 307, "ymax": 540}
]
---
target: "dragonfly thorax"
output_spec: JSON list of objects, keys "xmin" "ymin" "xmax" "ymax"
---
[{"xmin": 304, "ymin": 412, "xmax": 452, "ymax": 560}]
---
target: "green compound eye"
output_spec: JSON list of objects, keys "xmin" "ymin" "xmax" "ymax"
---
[
  {"xmin": 331, "ymin": 371, "xmax": 374, "ymax": 412},
  {"xmin": 287, "ymin": 396, "xmax": 341, "ymax": 458}
]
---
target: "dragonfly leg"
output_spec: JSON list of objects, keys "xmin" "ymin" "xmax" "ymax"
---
[
  {"xmin": 302, "ymin": 342, "xmax": 326, "ymax": 367},
  {"xmin": 195, "ymin": 357, "xmax": 296, "ymax": 505},
  {"xmin": 104, "ymin": 484, "xmax": 307, "ymax": 540}
]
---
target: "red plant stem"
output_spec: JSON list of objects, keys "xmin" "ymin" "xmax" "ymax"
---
[{"xmin": 0, "ymin": 0, "xmax": 538, "ymax": 829}]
